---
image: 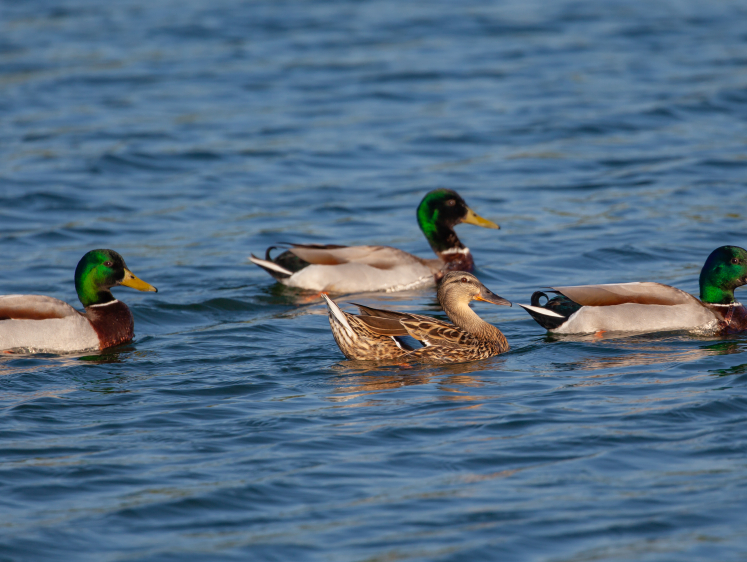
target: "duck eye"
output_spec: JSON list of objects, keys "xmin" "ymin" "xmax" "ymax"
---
[
  {"xmin": 104, "ymin": 261, "xmax": 113, "ymax": 267},
  {"xmin": 461, "ymin": 277, "xmax": 468, "ymax": 283},
  {"xmin": 446, "ymin": 199, "xmax": 456, "ymax": 206},
  {"xmin": 732, "ymin": 258, "xmax": 739, "ymax": 265}
]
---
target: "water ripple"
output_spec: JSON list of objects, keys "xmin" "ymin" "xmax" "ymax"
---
[{"xmin": 2, "ymin": 0, "xmax": 747, "ymax": 560}]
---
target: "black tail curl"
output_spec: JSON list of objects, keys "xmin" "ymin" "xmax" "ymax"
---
[
  {"xmin": 522, "ymin": 290, "xmax": 581, "ymax": 331},
  {"xmin": 531, "ymin": 291, "xmax": 550, "ymax": 307}
]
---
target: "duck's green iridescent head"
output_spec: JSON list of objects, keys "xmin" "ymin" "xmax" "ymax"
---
[
  {"xmin": 416, "ymin": 189, "xmax": 499, "ymax": 254},
  {"xmin": 699, "ymin": 245, "xmax": 747, "ymax": 304},
  {"xmin": 74, "ymin": 249, "xmax": 157, "ymax": 307}
]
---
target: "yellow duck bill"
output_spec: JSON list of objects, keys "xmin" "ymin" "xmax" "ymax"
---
[
  {"xmin": 462, "ymin": 207, "xmax": 500, "ymax": 229},
  {"xmin": 120, "ymin": 269, "xmax": 158, "ymax": 292}
]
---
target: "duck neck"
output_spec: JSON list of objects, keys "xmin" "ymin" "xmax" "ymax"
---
[
  {"xmin": 76, "ymin": 281, "xmax": 116, "ymax": 308},
  {"xmin": 700, "ymin": 274, "xmax": 737, "ymax": 305},
  {"xmin": 441, "ymin": 299, "xmax": 502, "ymax": 341},
  {"xmin": 75, "ymin": 258, "xmax": 117, "ymax": 308},
  {"xmin": 700, "ymin": 286, "xmax": 735, "ymax": 305},
  {"xmin": 417, "ymin": 209, "xmax": 464, "ymax": 255},
  {"xmin": 418, "ymin": 218, "xmax": 475, "ymax": 270}
]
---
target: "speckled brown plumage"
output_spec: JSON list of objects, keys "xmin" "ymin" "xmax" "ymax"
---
[
  {"xmin": 402, "ymin": 317, "xmax": 508, "ymax": 363},
  {"xmin": 322, "ymin": 272, "xmax": 511, "ymax": 364}
]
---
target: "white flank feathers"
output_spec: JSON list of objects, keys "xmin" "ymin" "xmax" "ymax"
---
[
  {"xmin": 287, "ymin": 263, "xmax": 434, "ymax": 293},
  {"xmin": 0, "ymin": 316, "xmax": 99, "ymax": 353},
  {"xmin": 0, "ymin": 295, "xmax": 100, "ymax": 353},
  {"xmin": 554, "ymin": 303, "xmax": 717, "ymax": 334}
]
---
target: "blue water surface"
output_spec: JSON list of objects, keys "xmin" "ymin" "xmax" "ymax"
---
[{"xmin": 2, "ymin": 0, "xmax": 747, "ymax": 560}]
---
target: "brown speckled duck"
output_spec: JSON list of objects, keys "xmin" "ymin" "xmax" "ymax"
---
[
  {"xmin": 0, "ymin": 249, "xmax": 157, "ymax": 354},
  {"xmin": 322, "ymin": 271, "xmax": 511, "ymax": 364}
]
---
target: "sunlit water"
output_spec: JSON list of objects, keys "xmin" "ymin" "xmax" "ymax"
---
[{"xmin": 2, "ymin": 1, "xmax": 747, "ymax": 560}]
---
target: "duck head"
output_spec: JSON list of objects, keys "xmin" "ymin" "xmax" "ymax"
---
[
  {"xmin": 75, "ymin": 249, "xmax": 157, "ymax": 307},
  {"xmin": 416, "ymin": 189, "xmax": 499, "ymax": 256},
  {"xmin": 437, "ymin": 271, "xmax": 511, "ymax": 309},
  {"xmin": 699, "ymin": 245, "xmax": 747, "ymax": 305}
]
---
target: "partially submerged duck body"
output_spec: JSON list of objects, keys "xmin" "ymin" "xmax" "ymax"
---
[
  {"xmin": 0, "ymin": 249, "xmax": 157, "ymax": 354},
  {"xmin": 322, "ymin": 271, "xmax": 511, "ymax": 364},
  {"xmin": 250, "ymin": 189, "xmax": 499, "ymax": 293},
  {"xmin": 262, "ymin": 245, "xmax": 439, "ymax": 293},
  {"xmin": 0, "ymin": 295, "xmax": 135, "ymax": 352},
  {"xmin": 520, "ymin": 246, "xmax": 747, "ymax": 335}
]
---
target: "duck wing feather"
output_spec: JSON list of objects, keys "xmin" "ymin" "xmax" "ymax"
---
[
  {"xmin": 349, "ymin": 303, "xmax": 457, "ymax": 343},
  {"xmin": 399, "ymin": 318, "xmax": 473, "ymax": 349},
  {"xmin": 351, "ymin": 302, "xmax": 416, "ymax": 319},
  {"xmin": 0, "ymin": 295, "xmax": 82, "ymax": 321},
  {"xmin": 289, "ymin": 245, "xmax": 431, "ymax": 270},
  {"xmin": 352, "ymin": 315, "xmax": 410, "ymax": 337},
  {"xmin": 349, "ymin": 303, "xmax": 421, "ymax": 336},
  {"xmin": 554, "ymin": 282, "xmax": 700, "ymax": 307}
]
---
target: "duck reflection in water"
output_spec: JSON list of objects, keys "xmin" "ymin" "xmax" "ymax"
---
[
  {"xmin": 328, "ymin": 359, "xmax": 504, "ymax": 403},
  {"xmin": 547, "ymin": 337, "xmax": 745, "ymax": 373}
]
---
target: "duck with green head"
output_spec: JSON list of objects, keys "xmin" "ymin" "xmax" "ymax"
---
[
  {"xmin": 519, "ymin": 245, "xmax": 747, "ymax": 335},
  {"xmin": 249, "ymin": 189, "xmax": 499, "ymax": 293},
  {"xmin": 0, "ymin": 249, "xmax": 157, "ymax": 353}
]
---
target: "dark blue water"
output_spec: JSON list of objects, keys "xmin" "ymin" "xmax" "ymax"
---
[{"xmin": 3, "ymin": 1, "xmax": 747, "ymax": 560}]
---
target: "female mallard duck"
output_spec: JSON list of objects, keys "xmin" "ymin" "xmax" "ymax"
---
[
  {"xmin": 250, "ymin": 189, "xmax": 499, "ymax": 293},
  {"xmin": 322, "ymin": 271, "xmax": 511, "ymax": 363},
  {"xmin": 0, "ymin": 249, "xmax": 157, "ymax": 353},
  {"xmin": 520, "ymin": 245, "xmax": 747, "ymax": 335}
]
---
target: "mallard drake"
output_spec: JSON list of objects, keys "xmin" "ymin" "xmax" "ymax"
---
[
  {"xmin": 0, "ymin": 249, "xmax": 157, "ymax": 353},
  {"xmin": 250, "ymin": 189, "xmax": 499, "ymax": 293},
  {"xmin": 322, "ymin": 271, "xmax": 511, "ymax": 364},
  {"xmin": 520, "ymin": 245, "xmax": 747, "ymax": 335}
]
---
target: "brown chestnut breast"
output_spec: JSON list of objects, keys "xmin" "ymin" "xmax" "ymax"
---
[{"xmin": 84, "ymin": 300, "xmax": 135, "ymax": 350}]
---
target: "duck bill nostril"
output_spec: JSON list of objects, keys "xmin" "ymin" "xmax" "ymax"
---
[{"xmin": 474, "ymin": 289, "xmax": 512, "ymax": 307}]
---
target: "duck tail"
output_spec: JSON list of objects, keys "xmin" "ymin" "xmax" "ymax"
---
[
  {"xmin": 531, "ymin": 290, "xmax": 549, "ymax": 307},
  {"xmin": 249, "ymin": 254, "xmax": 293, "ymax": 280},
  {"xmin": 321, "ymin": 293, "xmax": 353, "ymax": 335},
  {"xmin": 519, "ymin": 303, "xmax": 566, "ymax": 330},
  {"xmin": 519, "ymin": 290, "xmax": 578, "ymax": 331}
]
